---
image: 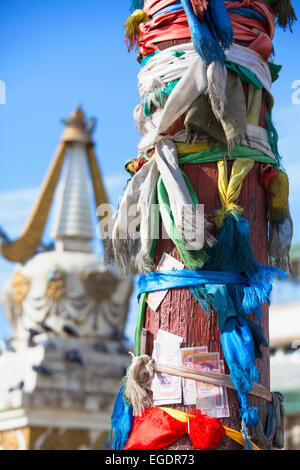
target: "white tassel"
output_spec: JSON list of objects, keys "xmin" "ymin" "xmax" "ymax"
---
[{"xmin": 124, "ymin": 353, "xmax": 154, "ymax": 416}]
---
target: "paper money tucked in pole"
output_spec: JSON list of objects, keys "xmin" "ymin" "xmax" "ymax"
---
[
  {"xmin": 182, "ymin": 346, "xmax": 208, "ymax": 405},
  {"xmin": 214, "ymin": 361, "xmax": 230, "ymax": 419},
  {"xmin": 193, "ymin": 352, "xmax": 224, "ymax": 412},
  {"xmin": 146, "ymin": 253, "xmax": 184, "ymax": 312},
  {"xmin": 181, "ymin": 349, "xmax": 230, "ymax": 418},
  {"xmin": 152, "ymin": 329, "xmax": 183, "ymax": 406}
]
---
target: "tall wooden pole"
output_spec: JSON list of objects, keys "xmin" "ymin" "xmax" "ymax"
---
[
  {"xmin": 144, "ymin": 161, "xmax": 269, "ymax": 450},
  {"xmin": 142, "ymin": 39, "xmax": 271, "ymax": 450}
]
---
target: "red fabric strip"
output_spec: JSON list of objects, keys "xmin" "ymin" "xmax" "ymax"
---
[
  {"xmin": 124, "ymin": 407, "xmax": 226, "ymax": 451},
  {"xmin": 225, "ymin": 0, "xmax": 275, "ymax": 39},
  {"xmin": 138, "ymin": 10, "xmax": 191, "ymax": 56},
  {"xmin": 144, "ymin": 0, "xmax": 181, "ymax": 17},
  {"xmin": 124, "ymin": 407, "xmax": 187, "ymax": 450},
  {"xmin": 228, "ymin": 13, "xmax": 273, "ymax": 60},
  {"xmin": 139, "ymin": 0, "xmax": 275, "ymax": 60}
]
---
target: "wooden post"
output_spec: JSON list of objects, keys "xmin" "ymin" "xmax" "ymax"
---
[
  {"xmin": 144, "ymin": 161, "xmax": 270, "ymax": 450},
  {"xmin": 141, "ymin": 39, "xmax": 270, "ymax": 450}
]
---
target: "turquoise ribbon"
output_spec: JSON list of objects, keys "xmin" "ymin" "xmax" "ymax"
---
[{"xmin": 138, "ymin": 269, "xmax": 247, "ymax": 298}]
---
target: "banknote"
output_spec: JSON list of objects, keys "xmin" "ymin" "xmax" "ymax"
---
[
  {"xmin": 152, "ymin": 329, "xmax": 183, "ymax": 406},
  {"xmin": 181, "ymin": 346, "xmax": 208, "ymax": 405},
  {"xmin": 213, "ymin": 360, "xmax": 230, "ymax": 419},
  {"xmin": 193, "ymin": 352, "xmax": 224, "ymax": 412},
  {"xmin": 146, "ymin": 253, "xmax": 184, "ymax": 312}
]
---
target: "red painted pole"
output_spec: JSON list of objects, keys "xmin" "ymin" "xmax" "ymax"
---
[
  {"xmin": 144, "ymin": 160, "xmax": 270, "ymax": 450},
  {"xmin": 137, "ymin": 36, "xmax": 270, "ymax": 449}
]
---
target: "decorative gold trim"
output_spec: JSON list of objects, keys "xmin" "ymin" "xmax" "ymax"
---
[
  {"xmin": 11, "ymin": 271, "xmax": 31, "ymax": 308},
  {"xmin": 87, "ymin": 144, "xmax": 110, "ymax": 241},
  {"xmin": 0, "ymin": 142, "xmax": 68, "ymax": 262}
]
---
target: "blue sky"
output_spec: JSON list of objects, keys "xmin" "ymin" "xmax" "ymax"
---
[{"xmin": 0, "ymin": 0, "xmax": 300, "ymax": 340}]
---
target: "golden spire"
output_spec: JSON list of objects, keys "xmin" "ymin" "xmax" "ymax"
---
[
  {"xmin": 61, "ymin": 105, "xmax": 96, "ymax": 144},
  {"xmin": 0, "ymin": 106, "xmax": 108, "ymax": 262}
]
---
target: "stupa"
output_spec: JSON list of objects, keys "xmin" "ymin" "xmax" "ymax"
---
[{"xmin": 0, "ymin": 106, "xmax": 133, "ymax": 450}]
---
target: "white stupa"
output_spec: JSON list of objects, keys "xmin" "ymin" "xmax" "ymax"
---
[{"xmin": 0, "ymin": 106, "xmax": 132, "ymax": 450}]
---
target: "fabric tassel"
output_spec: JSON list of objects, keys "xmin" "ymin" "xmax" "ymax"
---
[
  {"xmin": 269, "ymin": 208, "xmax": 293, "ymax": 272},
  {"xmin": 208, "ymin": 212, "xmax": 258, "ymax": 278},
  {"xmin": 181, "ymin": 0, "xmax": 233, "ymax": 66},
  {"xmin": 245, "ymin": 319, "xmax": 268, "ymax": 359},
  {"xmin": 190, "ymin": 264, "xmax": 287, "ymax": 333},
  {"xmin": 242, "ymin": 263, "xmax": 288, "ymax": 317},
  {"xmin": 239, "ymin": 401, "xmax": 260, "ymax": 427},
  {"xmin": 221, "ymin": 316, "xmax": 259, "ymax": 395},
  {"xmin": 242, "ymin": 421, "xmax": 255, "ymax": 450},
  {"xmin": 270, "ymin": 0, "xmax": 297, "ymax": 32},
  {"xmin": 124, "ymin": 10, "xmax": 149, "ymax": 51},
  {"xmin": 144, "ymin": 79, "xmax": 180, "ymax": 117},
  {"xmin": 221, "ymin": 316, "xmax": 260, "ymax": 426},
  {"xmin": 123, "ymin": 353, "xmax": 154, "ymax": 416},
  {"xmin": 268, "ymin": 169, "xmax": 289, "ymax": 224},
  {"xmin": 260, "ymin": 165, "xmax": 292, "ymax": 271},
  {"xmin": 110, "ymin": 386, "xmax": 134, "ymax": 450},
  {"xmin": 191, "ymin": 283, "xmax": 243, "ymax": 333},
  {"xmin": 205, "ymin": 0, "xmax": 234, "ymax": 51}
]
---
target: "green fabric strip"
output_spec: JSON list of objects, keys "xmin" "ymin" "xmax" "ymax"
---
[
  {"xmin": 144, "ymin": 79, "xmax": 180, "ymax": 117},
  {"xmin": 141, "ymin": 51, "xmax": 159, "ymax": 67},
  {"xmin": 265, "ymin": 111, "xmax": 281, "ymax": 166},
  {"xmin": 268, "ymin": 62, "xmax": 282, "ymax": 83},
  {"xmin": 133, "ymin": 144, "xmax": 277, "ymax": 355},
  {"xmin": 157, "ymin": 172, "xmax": 207, "ymax": 271},
  {"xmin": 178, "ymin": 144, "xmax": 279, "ymax": 168},
  {"xmin": 134, "ymin": 292, "xmax": 147, "ymax": 356},
  {"xmin": 225, "ymin": 61, "xmax": 263, "ymax": 89}
]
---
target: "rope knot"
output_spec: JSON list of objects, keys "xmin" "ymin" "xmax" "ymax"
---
[
  {"xmin": 124, "ymin": 353, "xmax": 154, "ymax": 416},
  {"xmin": 214, "ymin": 203, "xmax": 243, "ymax": 229}
]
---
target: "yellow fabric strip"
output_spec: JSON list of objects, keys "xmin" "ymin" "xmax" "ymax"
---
[
  {"xmin": 224, "ymin": 426, "xmax": 260, "ymax": 451},
  {"xmin": 215, "ymin": 158, "xmax": 255, "ymax": 228},
  {"xmin": 247, "ymin": 85, "xmax": 262, "ymax": 126},
  {"xmin": 159, "ymin": 407, "xmax": 260, "ymax": 450},
  {"xmin": 175, "ymin": 141, "xmax": 216, "ymax": 156},
  {"xmin": 160, "ymin": 407, "xmax": 191, "ymax": 423}
]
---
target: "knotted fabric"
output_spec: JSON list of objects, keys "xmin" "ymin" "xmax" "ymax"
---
[
  {"xmin": 138, "ymin": 0, "xmax": 275, "ymax": 62},
  {"xmin": 124, "ymin": 406, "xmax": 225, "ymax": 450},
  {"xmin": 215, "ymin": 158, "xmax": 255, "ymax": 228}
]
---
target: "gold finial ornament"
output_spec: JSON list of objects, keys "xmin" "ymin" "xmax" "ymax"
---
[{"xmin": 61, "ymin": 105, "xmax": 96, "ymax": 144}]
